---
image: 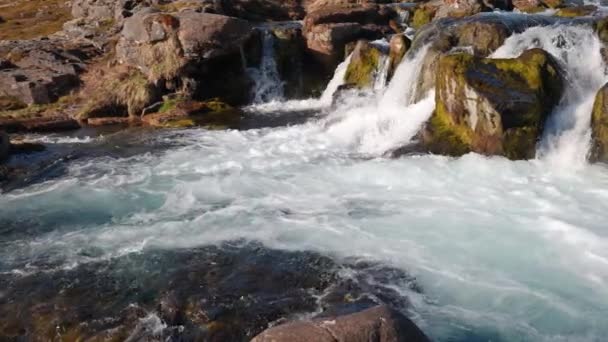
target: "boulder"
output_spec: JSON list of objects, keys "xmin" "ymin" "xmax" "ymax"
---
[
  {"xmin": 590, "ymin": 83, "xmax": 608, "ymax": 162},
  {"xmin": 421, "ymin": 48, "xmax": 564, "ymax": 160},
  {"xmin": 116, "ymin": 10, "xmax": 253, "ymax": 104},
  {"xmin": 303, "ymin": 3, "xmax": 396, "ymax": 71},
  {"xmin": 555, "ymin": 5, "xmax": 597, "ymax": 18},
  {"xmin": 344, "ymin": 40, "xmax": 384, "ymax": 88},
  {"xmin": 142, "ymin": 98, "xmax": 242, "ymax": 129},
  {"xmin": 409, "ymin": 14, "xmax": 558, "ymax": 102},
  {"xmin": 512, "ymin": 0, "xmax": 543, "ymax": 12},
  {"xmin": 251, "ymin": 305, "xmax": 429, "ymax": 342},
  {"xmin": 71, "ymin": 0, "xmax": 146, "ymax": 22}
]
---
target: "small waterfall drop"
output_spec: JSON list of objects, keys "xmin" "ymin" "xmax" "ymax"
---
[
  {"xmin": 320, "ymin": 54, "xmax": 353, "ymax": 105},
  {"xmin": 323, "ymin": 45, "xmax": 435, "ymax": 154},
  {"xmin": 373, "ymin": 55, "xmax": 392, "ymax": 92},
  {"xmin": 491, "ymin": 25, "xmax": 608, "ymax": 167},
  {"xmin": 247, "ymin": 30, "xmax": 285, "ymax": 104}
]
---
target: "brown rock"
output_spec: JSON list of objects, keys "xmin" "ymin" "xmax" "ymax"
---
[
  {"xmin": 251, "ymin": 305, "xmax": 429, "ymax": 342},
  {"xmin": 0, "ymin": 131, "xmax": 9, "ymax": 161}
]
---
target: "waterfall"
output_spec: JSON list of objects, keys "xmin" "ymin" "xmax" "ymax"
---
[
  {"xmin": 323, "ymin": 45, "xmax": 435, "ymax": 154},
  {"xmin": 373, "ymin": 55, "xmax": 391, "ymax": 92},
  {"xmin": 247, "ymin": 30, "xmax": 285, "ymax": 104},
  {"xmin": 491, "ymin": 25, "xmax": 608, "ymax": 167},
  {"xmin": 319, "ymin": 54, "xmax": 353, "ymax": 105}
]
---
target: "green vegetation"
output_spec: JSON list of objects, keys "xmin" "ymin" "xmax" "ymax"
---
[{"xmin": 0, "ymin": 0, "xmax": 71, "ymax": 40}]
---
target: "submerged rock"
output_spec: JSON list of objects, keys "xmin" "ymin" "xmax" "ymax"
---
[
  {"xmin": 421, "ymin": 48, "xmax": 564, "ymax": 159},
  {"xmin": 252, "ymin": 305, "xmax": 430, "ymax": 342},
  {"xmin": 0, "ymin": 242, "xmax": 422, "ymax": 341},
  {"xmin": 590, "ymin": 83, "xmax": 608, "ymax": 162},
  {"xmin": 142, "ymin": 98, "xmax": 242, "ymax": 129}
]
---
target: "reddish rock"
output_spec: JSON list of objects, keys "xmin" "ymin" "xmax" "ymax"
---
[{"xmin": 252, "ymin": 305, "xmax": 430, "ymax": 342}]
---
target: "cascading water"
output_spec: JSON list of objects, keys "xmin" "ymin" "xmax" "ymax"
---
[
  {"xmin": 491, "ymin": 25, "xmax": 608, "ymax": 167},
  {"xmin": 247, "ymin": 29, "xmax": 285, "ymax": 104},
  {"xmin": 322, "ymin": 45, "xmax": 435, "ymax": 154},
  {"xmin": 3, "ymin": 15, "xmax": 608, "ymax": 342}
]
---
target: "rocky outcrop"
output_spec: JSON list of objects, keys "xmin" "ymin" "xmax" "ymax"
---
[
  {"xmin": 409, "ymin": 14, "xmax": 558, "ymax": 102},
  {"xmin": 115, "ymin": 10, "xmax": 253, "ymax": 104},
  {"xmin": 141, "ymin": 97, "xmax": 242, "ymax": 128},
  {"xmin": 252, "ymin": 305, "xmax": 429, "ymax": 342},
  {"xmin": 0, "ymin": 39, "xmax": 98, "ymax": 105},
  {"xmin": 221, "ymin": 0, "xmax": 307, "ymax": 21},
  {"xmin": 303, "ymin": 3, "xmax": 396, "ymax": 71},
  {"xmin": 421, "ymin": 48, "xmax": 564, "ymax": 159},
  {"xmin": 71, "ymin": 0, "xmax": 146, "ymax": 22},
  {"xmin": 590, "ymin": 83, "xmax": 608, "ymax": 162}
]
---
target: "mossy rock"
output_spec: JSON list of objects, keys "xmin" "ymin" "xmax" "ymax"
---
[
  {"xmin": 555, "ymin": 5, "xmax": 597, "ymax": 18},
  {"xmin": 455, "ymin": 21, "xmax": 511, "ymax": 56},
  {"xmin": 422, "ymin": 48, "xmax": 564, "ymax": 160},
  {"xmin": 595, "ymin": 17, "xmax": 608, "ymax": 45},
  {"xmin": 411, "ymin": 6, "xmax": 435, "ymax": 29},
  {"xmin": 143, "ymin": 98, "xmax": 242, "ymax": 129},
  {"xmin": 388, "ymin": 34, "xmax": 411, "ymax": 81},
  {"xmin": 590, "ymin": 83, "xmax": 608, "ymax": 162},
  {"xmin": 344, "ymin": 40, "xmax": 383, "ymax": 89}
]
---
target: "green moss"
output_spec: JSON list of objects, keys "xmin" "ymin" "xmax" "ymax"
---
[
  {"xmin": 595, "ymin": 17, "xmax": 608, "ymax": 44},
  {"xmin": 591, "ymin": 86, "xmax": 608, "ymax": 161},
  {"xmin": 411, "ymin": 7, "xmax": 434, "ymax": 30},
  {"xmin": 425, "ymin": 102, "xmax": 473, "ymax": 156},
  {"xmin": 0, "ymin": 96, "xmax": 27, "ymax": 112},
  {"xmin": 344, "ymin": 42, "xmax": 381, "ymax": 88},
  {"xmin": 556, "ymin": 6, "xmax": 596, "ymax": 17}
]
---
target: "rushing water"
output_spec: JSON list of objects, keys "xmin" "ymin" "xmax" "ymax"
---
[{"xmin": 2, "ymin": 21, "xmax": 608, "ymax": 342}]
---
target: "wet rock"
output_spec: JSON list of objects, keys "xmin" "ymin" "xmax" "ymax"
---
[
  {"xmin": 0, "ymin": 117, "xmax": 81, "ymax": 133},
  {"xmin": 421, "ymin": 48, "xmax": 564, "ymax": 160},
  {"xmin": 270, "ymin": 26, "xmax": 309, "ymax": 98},
  {"xmin": 252, "ymin": 305, "xmax": 429, "ymax": 342},
  {"xmin": 0, "ymin": 243, "xmax": 422, "ymax": 341},
  {"xmin": 142, "ymin": 98, "xmax": 242, "ymax": 129},
  {"xmin": 410, "ymin": 13, "xmax": 559, "ymax": 101},
  {"xmin": 512, "ymin": 0, "xmax": 543, "ymax": 12},
  {"xmin": 590, "ymin": 83, "xmax": 608, "ymax": 162},
  {"xmin": 344, "ymin": 40, "xmax": 384, "ymax": 89},
  {"xmin": 303, "ymin": 3, "xmax": 396, "ymax": 71},
  {"xmin": 388, "ymin": 34, "xmax": 411, "ymax": 81},
  {"xmin": 555, "ymin": 5, "xmax": 597, "ymax": 18},
  {"xmin": 0, "ymin": 131, "xmax": 9, "ymax": 161}
]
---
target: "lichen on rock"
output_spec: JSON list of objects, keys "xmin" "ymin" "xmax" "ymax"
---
[{"xmin": 422, "ymin": 48, "xmax": 564, "ymax": 160}]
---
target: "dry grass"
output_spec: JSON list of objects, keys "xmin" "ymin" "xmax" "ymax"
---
[{"xmin": 0, "ymin": 0, "xmax": 71, "ymax": 40}]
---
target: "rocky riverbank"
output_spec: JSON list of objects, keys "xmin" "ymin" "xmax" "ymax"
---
[{"xmin": 2, "ymin": 0, "xmax": 608, "ymax": 339}]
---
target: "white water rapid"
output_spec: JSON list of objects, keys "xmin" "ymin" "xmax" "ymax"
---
[{"xmin": 2, "ymin": 21, "xmax": 608, "ymax": 342}]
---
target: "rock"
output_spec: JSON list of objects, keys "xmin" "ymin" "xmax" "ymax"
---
[
  {"xmin": 115, "ymin": 10, "xmax": 253, "ymax": 104},
  {"xmin": 512, "ymin": 0, "xmax": 543, "ymax": 12},
  {"xmin": 388, "ymin": 34, "xmax": 411, "ymax": 81},
  {"xmin": 411, "ymin": 6, "xmax": 436, "ymax": 29},
  {"xmin": 141, "ymin": 98, "xmax": 242, "ymax": 129},
  {"xmin": 251, "ymin": 305, "xmax": 430, "ymax": 342},
  {"xmin": 555, "ymin": 5, "xmax": 597, "ymax": 18},
  {"xmin": 0, "ymin": 96, "xmax": 27, "ymax": 111},
  {"xmin": 222, "ymin": 0, "xmax": 306, "ymax": 21},
  {"xmin": 0, "ymin": 131, "xmax": 9, "ymax": 161},
  {"xmin": 409, "ymin": 14, "xmax": 559, "ymax": 102},
  {"xmin": 303, "ymin": 3, "xmax": 397, "ymax": 71},
  {"xmin": 590, "ymin": 83, "xmax": 608, "ymax": 162},
  {"xmin": 0, "ymin": 117, "xmax": 80, "ymax": 133},
  {"xmin": 270, "ymin": 26, "xmax": 309, "ymax": 98},
  {"xmin": 71, "ymin": 0, "xmax": 146, "ymax": 22},
  {"xmin": 9, "ymin": 141, "xmax": 46, "ymax": 154},
  {"xmin": 0, "ymin": 38, "xmax": 98, "ymax": 106},
  {"xmin": 421, "ymin": 48, "xmax": 564, "ymax": 160},
  {"xmin": 344, "ymin": 40, "xmax": 384, "ymax": 88}
]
